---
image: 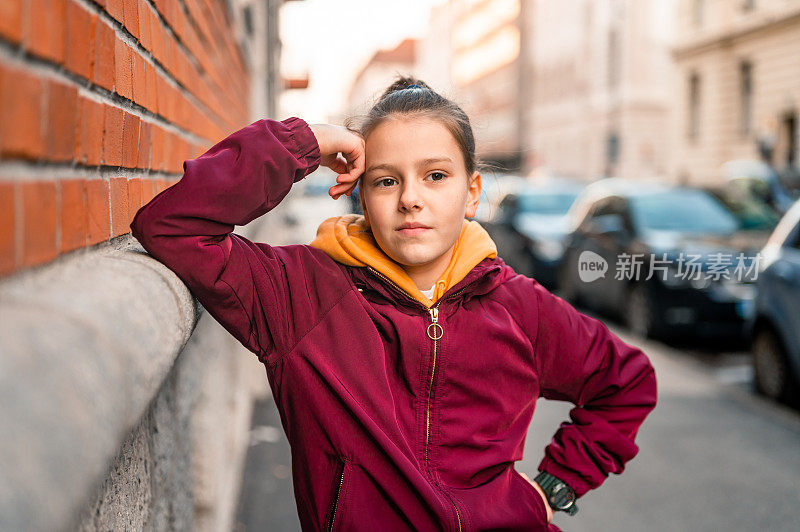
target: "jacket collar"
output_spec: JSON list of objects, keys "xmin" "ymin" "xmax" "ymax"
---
[
  {"xmin": 348, "ymin": 255, "xmax": 511, "ymax": 312},
  {"xmin": 309, "ymin": 214, "xmax": 501, "ymax": 308}
]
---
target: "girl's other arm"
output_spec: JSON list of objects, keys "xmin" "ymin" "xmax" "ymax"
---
[
  {"xmin": 130, "ymin": 117, "xmax": 321, "ymax": 361},
  {"xmin": 531, "ymin": 279, "xmax": 658, "ymax": 498}
]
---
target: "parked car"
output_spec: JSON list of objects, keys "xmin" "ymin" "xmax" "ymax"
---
[
  {"xmin": 557, "ymin": 178, "xmax": 763, "ymax": 340},
  {"xmin": 747, "ymin": 199, "xmax": 800, "ymax": 405},
  {"xmin": 471, "ymin": 173, "xmax": 529, "ymax": 222},
  {"xmin": 484, "ymin": 178, "xmax": 584, "ymax": 288},
  {"xmin": 717, "ymin": 159, "xmax": 799, "ymax": 224}
]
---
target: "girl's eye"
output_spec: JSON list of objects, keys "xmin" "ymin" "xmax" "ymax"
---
[
  {"xmin": 376, "ymin": 178, "xmax": 396, "ymax": 187},
  {"xmin": 427, "ymin": 172, "xmax": 446, "ymax": 182}
]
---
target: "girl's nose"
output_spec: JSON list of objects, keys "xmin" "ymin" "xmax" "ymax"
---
[{"xmin": 398, "ymin": 180, "xmax": 423, "ymax": 211}]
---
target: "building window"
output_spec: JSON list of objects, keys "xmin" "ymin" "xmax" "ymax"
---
[
  {"xmin": 242, "ymin": 5, "xmax": 254, "ymax": 37},
  {"xmin": 693, "ymin": 0, "xmax": 704, "ymax": 27},
  {"xmin": 688, "ymin": 72, "xmax": 701, "ymax": 141},
  {"xmin": 740, "ymin": 61, "xmax": 753, "ymax": 136},
  {"xmin": 606, "ymin": 130, "xmax": 620, "ymax": 171}
]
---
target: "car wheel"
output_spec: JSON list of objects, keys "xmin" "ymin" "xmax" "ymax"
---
[
  {"xmin": 625, "ymin": 283, "xmax": 655, "ymax": 339},
  {"xmin": 752, "ymin": 327, "xmax": 798, "ymax": 403}
]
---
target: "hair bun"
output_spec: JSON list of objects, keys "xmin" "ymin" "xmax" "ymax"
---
[{"xmin": 379, "ymin": 76, "xmax": 432, "ymax": 99}]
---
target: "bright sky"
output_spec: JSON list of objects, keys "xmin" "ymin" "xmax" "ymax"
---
[{"xmin": 279, "ymin": 0, "xmax": 447, "ymax": 123}]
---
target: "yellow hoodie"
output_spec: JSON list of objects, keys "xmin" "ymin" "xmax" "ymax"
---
[{"xmin": 309, "ymin": 214, "xmax": 497, "ymax": 307}]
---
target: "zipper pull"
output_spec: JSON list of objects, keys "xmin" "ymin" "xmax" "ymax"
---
[{"xmin": 427, "ymin": 307, "xmax": 443, "ymax": 340}]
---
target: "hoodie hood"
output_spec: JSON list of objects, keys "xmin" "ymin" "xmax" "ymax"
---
[{"xmin": 309, "ymin": 214, "xmax": 497, "ymax": 307}]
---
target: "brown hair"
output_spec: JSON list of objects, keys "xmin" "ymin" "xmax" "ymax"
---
[{"xmin": 344, "ymin": 74, "xmax": 490, "ymax": 183}]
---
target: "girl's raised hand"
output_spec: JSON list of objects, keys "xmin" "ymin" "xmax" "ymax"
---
[{"xmin": 308, "ymin": 123, "xmax": 365, "ymax": 200}]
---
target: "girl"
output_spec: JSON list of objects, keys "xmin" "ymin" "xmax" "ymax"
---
[{"xmin": 131, "ymin": 76, "xmax": 657, "ymax": 531}]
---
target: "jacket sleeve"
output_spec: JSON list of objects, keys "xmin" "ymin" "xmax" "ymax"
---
[
  {"xmin": 531, "ymin": 280, "xmax": 658, "ymax": 498},
  {"xmin": 130, "ymin": 117, "xmax": 321, "ymax": 363}
]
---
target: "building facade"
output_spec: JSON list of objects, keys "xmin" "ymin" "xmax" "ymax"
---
[
  {"xmin": 672, "ymin": 0, "xmax": 800, "ymax": 185},
  {"xmin": 524, "ymin": 0, "xmax": 675, "ymax": 180}
]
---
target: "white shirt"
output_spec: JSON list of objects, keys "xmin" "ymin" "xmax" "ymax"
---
[{"xmin": 420, "ymin": 286, "xmax": 435, "ymax": 300}]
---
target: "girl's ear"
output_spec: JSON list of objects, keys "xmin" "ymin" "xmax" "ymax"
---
[
  {"xmin": 359, "ymin": 182, "xmax": 370, "ymax": 227},
  {"xmin": 465, "ymin": 171, "xmax": 481, "ymax": 218}
]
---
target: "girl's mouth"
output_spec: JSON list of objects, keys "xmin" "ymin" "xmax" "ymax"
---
[{"xmin": 398, "ymin": 227, "xmax": 430, "ymax": 236}]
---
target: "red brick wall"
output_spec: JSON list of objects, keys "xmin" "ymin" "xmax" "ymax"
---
[{"xmin": 0, "ymin": 0, "xmax": 251, "ymax": 276}]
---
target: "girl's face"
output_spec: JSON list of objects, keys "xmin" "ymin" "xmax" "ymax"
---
[{"xmin": 359, "ymin": 115, "xmax": 481, "ymax": 269}]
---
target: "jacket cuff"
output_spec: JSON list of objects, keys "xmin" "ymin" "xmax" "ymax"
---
[
  {"xmin": 283, "ymin": 116, "xmax": 322, "ymax": 180},
  {"xmin": 537, "ymin": 456, "xmax": 592, "ymax": 499}
]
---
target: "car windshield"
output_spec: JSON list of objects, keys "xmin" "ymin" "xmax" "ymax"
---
[
  {"xmin": 630, "ymin": 189, "xmax": 739, "ymax": 233},
  {"xmin": 517, "ymin": 192, "xmax": 577, "ymax": 215}
]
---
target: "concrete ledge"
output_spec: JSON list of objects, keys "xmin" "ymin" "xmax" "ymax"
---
[{"xmin": 0, "ymin": 235, "xmax": 201, "ymax": 531}]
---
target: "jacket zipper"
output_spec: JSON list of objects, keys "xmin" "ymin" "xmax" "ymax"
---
[
  {"xmin": 365, "ymin": 267, "xmax": 466, "ymax": 532},
  {"xmin": 327, "ymin": 459, "xmax": 346, "ymax": 532}
]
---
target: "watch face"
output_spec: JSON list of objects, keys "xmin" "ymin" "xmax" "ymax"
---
[{"xmin": 549, "ymin": 482, "xmax": 576, "ymax": 510}]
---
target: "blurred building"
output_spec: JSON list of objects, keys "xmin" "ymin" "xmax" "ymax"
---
[
  {"xmin": 525, "ymin": 0, "xmax": 674, "ymax": 181},
  {"xmin": 416, "ymin": 1, "xmax": 456, "ymax": 95},
  {"xmin": 672, "ymin": 0, "xmax": 800, "ymax": 185},
  {"xmin": 234, "ymin": 0, "xmax": 284, "ymax": 120},
  {"xmin": 343, "ymin": 38, "xmax": 418, "ymax": 122},
  {"xmin": 449, "ymin": 0, "xmax": 528, "ymax": 173}
]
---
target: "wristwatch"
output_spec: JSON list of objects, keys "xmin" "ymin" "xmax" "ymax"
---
[{"xmin": 533, "ymin": 470, "xmax": 579, "ymax": 515}]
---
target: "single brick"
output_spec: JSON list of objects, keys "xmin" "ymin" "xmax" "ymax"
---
[
  {"xmin": 169, "ymin": 135, "xmax": 183, "ymax": 173},
  {"xmin": 58, "ymin": 178, "xmax": 88, "ymax": 253},
  {"xmin": 21, "ymin": 181, "xmax": 57, "ymax": 267},
  {"xmin": 144, "ymin": 61, "xmax": 157, "ymax": 112},
  {"xmin": 46, "ymin": 80, "xmax": 79, "ymax": 162},
  {"xmin": 25, "ymin": 0, "xmax": 66, "ymax": 63},
  {"xmin": 106, "ymin": 0, "xmax": 123, "ymax": 23},
  {"xmin": 139, "ymin": 178, "xmax": 153, "ymax": 204},
  {"xmin": 150, "ymin": 125, "xmax": 163, "ymax": 171},
  {"xmin": 0, "ymin": 181, "xmax": 15, "ymax": 275},
  {"xmin": 77, "ymin": 97, "xmax": 104, "ymax": 165},
  {"xmin": 122, "ymin": 0, "xmax": 139, "ymax": 40},
  {"xmin": 126, "ymin": 177, "xmax": 142, "ymax": 223},
  {"xmin": 121, "ymin": 111, "xmax": 140, "ymax": 168},
  {"xmin": 166, "ymin": 83, "xmax": 178, "ymax": 122},
  {"xmin": 114, "ymin": 39, "xmax": 133, "ymax": 100},
  {"xmin": 0, "ymin": 64, "xmax": 45, "ymax": 160},
  {"xmin": 161, "ymin": 129, "xmax": 173, "ymax": 173},
  {"xmin": 155, "ymin": 73, "xmax": 169, "ymax": 120},
  {"xmin": 102, "ymin": 104, "xmax": 123, "ymax": 167},
  {"xmin": 137, "ymin": 0, "xmax": 152, "ymax": 51},
  {"xmin": 131, "ymin": 52, "xmax": 146, "ymax": 105},
  {"xmin": 85, "ymin": 179, "xmax": 110, "ymax": 244},
  {"xmin": 150, "ymin": 12, "xmax": 165, "ymax": 64},
  {"xmin": 110, "ymin": 176, "xmax": 128, "ymax": 237},
  {"xmin": 65, "ymin": 1, "xmax": 95, "ymax": 80},
  {"xmin": 163, "ymin": 34, "xmax": 177, "ymax": 79},
  {"xmin": 137, "ymin": 120, "xmax": 151, "ymax": 169},
  {"xmin": 94, "ymin": 20, "xmax": 115, "ymax": 91},
  {"xmin": 0, "ymin": 0, "xmax": 23, "ymax": 44}
]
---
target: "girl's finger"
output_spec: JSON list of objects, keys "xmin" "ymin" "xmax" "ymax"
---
[
  {"xmin": 330, "ymin": 154, "xmax": 348, "ymax": 174},
  {"xmin": 328, "ymin": 183, "xmax": 350, "ymax": 198}
]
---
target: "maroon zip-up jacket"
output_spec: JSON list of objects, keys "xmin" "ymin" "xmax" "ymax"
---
[{"xmin": 130, "ymin": 117, "xmax": 658, "ymax": 531}]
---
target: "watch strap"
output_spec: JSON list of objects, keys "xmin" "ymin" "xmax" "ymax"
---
[{"xmin": 533, "ymin": 470, "xmax": 579, "ymax": 515}]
